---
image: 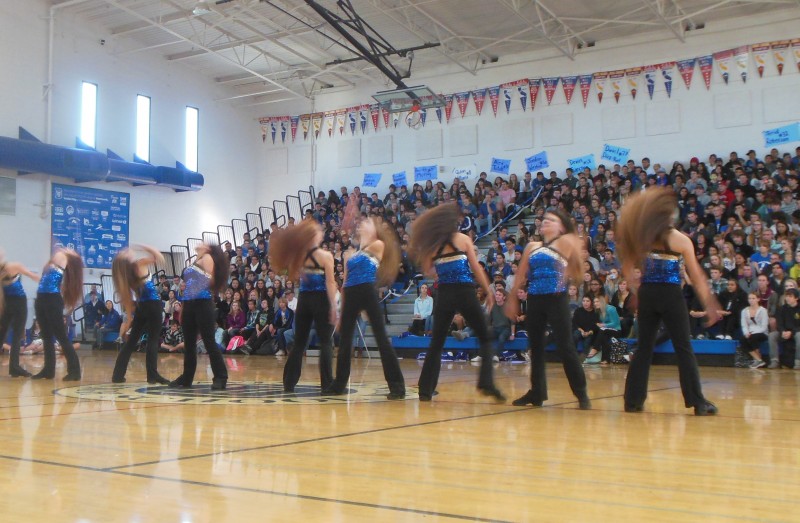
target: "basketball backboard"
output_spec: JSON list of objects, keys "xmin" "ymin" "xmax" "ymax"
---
[{"xmin": 372, "ymin": 86, "xmax": 445, "ymax": 113}]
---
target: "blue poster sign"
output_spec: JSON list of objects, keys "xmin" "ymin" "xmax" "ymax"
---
[
  {"xmin": 392, "ymin": 171, "xmax": 408, "ymax": 187},
  {"xmin": 490, "ymin": 157, "xmax": 511, "ymax": 175},
  {"xmin": 525, "ymin": 151, "xmax": 549, "ymax": 171},
  {"xmin": 763, "ymin": 123, "xmax": 800, "ymax": 147},
  {"xmin": 600, "ymin": 144, "xmax": 631, "ymax": 164},
  {"xmin": 414, "ymin": 165, "xmax": 438, "ymax": 181},
  {"xmin": 568, "ymin": 154, "xmax": 596, "ymax": 171},
  {"xmin": 51, "ymin": 183, "xmax": 130, "ymax": 269},
  {"xmin": 362, "ymin": 173, "xmax": 382, "ymax": 187}
]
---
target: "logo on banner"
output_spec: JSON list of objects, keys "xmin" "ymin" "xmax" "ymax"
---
[
  {"xmin": 609, "ymin": 70, "xmax": 625, "ymax": 103},
  {"xmin": 347, "ymin": 108, "xmax": 357, "ymax": 135},
  {"xmin": 698, "ymin": 54, "xmax": 714, "ymax": 89},
  {"xmin": 713, "ymin": 49, "xmax": 733, "ymax": 85},
  {"xmin": 660, "ymin": 62, "xmax": 676, "ymax": 98},
  {"xmin": 626, "ymin": 68, "xmax": 641, "ymax": 100},
  {"xmin": 336, "ymin": 110, "xmax": 346, "ymax": 135},
  {"xmin": 420, "ymin": 108, "xmax": 428, "ymax": 127},
  {"xmin": 644, "ymin": 65, "xmax": 657, "ymax": 100},
  {"xmin": 772, "ymin": 41, "xmax": 789, "ymax": 75},
  {"xmin": 542, "ymin": 77, "xmax": 559, "ymax": 105},
  {"xmin": 593, "ymin": 72, "xmax": 607, "ymax": 103},
  {"xmin": 562, "ymin": 76, "xmax": 578, "ymax": 105},
  {"xmin": 503, "ymin": 87, "xmax": 512, "ymax": 113},
  {"xmin": 472, "ymin": 88, "xmax": 488, "ymax": 116},
  {"xmin": 454, "ymin": 92, "xmax": 471, "ymax": 118},
  {"xmin": 280, "ymin": 117, "xmax": 289, "ymax": 143},
  {"xmin": 444, "ymin": 94, "xmax": 454, "ymax": 123},
  {"xmin": 360, "ymin": 105, "xmax": 369, "ymax": 134},
  {"xmin": 529, "ymin": 78, "xmax": 541, "ymax": 111},
  {"xmin": 270, "ymin": 119, "xmax": 278, "ymax": 144},
  {"xmin": 489, "ymin": 86, "xmax": 500, "ymax": 116},
  {"xmin": 518, "ymin": 84, "xmax": 528, "ymax": 111},
  {"xmin": 752, "ymin": 43, "xmax": 770, "ymax": 78},
  {"xmin": 578, "ymin": 75, "xmax": 592, "ymax": 107},
  {"xmin": 677, "ymin": 58, "xmax": 696, "ymax": 89}
]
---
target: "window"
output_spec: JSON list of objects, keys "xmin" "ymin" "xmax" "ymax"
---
[
  {"xmin": 185, "ymin": 106, "xmax": 199, "ymax": 172},
  {"xmin": 135, "ymin": 95, "xmax": 151, "ymax": 162},
  {"xmin": 80, "ymin": 82, "xmax": 97, "ymax": 148}
]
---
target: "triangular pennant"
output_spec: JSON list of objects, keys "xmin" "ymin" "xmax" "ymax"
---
[
  {"xmin": 734, "ymin": 46, "xmax": 749, "ymax": 83},
  {"xmin": 698, "ymin": 55, "xmax": 714, "ymax": 89},
  {"xmin": 382, "ymin": 106, "xmax": 390, "ymax": 128},
  {"xmin": 644, "ymin": 65, "xmax": 657, "ymax": 100},
  {"xmin": 752, "ymin": 43, "xmax": 770, "ymax": 78},
  {"xmin": 280, "ymin": 118, "xmax": 288, "ymax": 143},
  {"xmin": 517, "ymin": 84, "xmax": 528, "ymax": 111},
  {"xmin": 609, "ymin": 70, "xmax": 625, "ymax": 103},
  {"xmin": 772, "ymin": 40, "xmax": 789, "ymax": 75},
  {"xmin": 435, "ymin": 104, "xmax": 442, "ymax": 124},
  {"xmin": 444, "ymin": 94, "xmax": 453, "ymax": 123},
  {"xmin": 542, "ymin": 77, "xmax": 559, "ymax": 105},
  {"xmin": 348, "ymin": 107, "xmax": 357, "ymax": 135},
  {"xmin": 488, "ymin": 86, "xmax": 500, "ymax": 116},
  {"xmin": 578, "ymin": 74, "xmax": 592, "ymax": 107},
  {"xmin": 420, "ymin": 108, "xmax": 427, "ymax": 127},
  {"xmin": 360, "ymin": 105, "xmax": 369, "ymax": 134},
  {"xmin": 660, "ymin": 62, "xmax": 676, "ymax": 98},
  {"xmin": 324, "ymin": 111, "xmax": 335, "ymax": 138},
  {"xmin": 528, "ymin": 78, "xmax": 540, "ymax": 111},
  {"xmin": 260, "ymin": 122, "xmax": 267, "ymax": 143},
  {"xmin": 593, "ymin": 72, "xmax": 607, "ymax": 103},
  {"xmin": 370, "ymin": 104, "xmax": 380, "ymax": 132},
  {"xmin": 713, "ymin": 50, "xmax": 732, "ymax": 85},
  {"xmin": 472, "ymin": 88, "xmax": 487, "ymax": 115},
  {"xmin": 503, "ymin": 88, "xmax": 512, "ymax": 113},
  {"xmin": 792, "ymin": 38, "xmax": 800, "ymax": 73},
  {"xmin": 290, "ymin": 116, "xmax": 299, "ymax": 142},
  {"xmin": 454, "ymin": 92, "xmax": 470, "ymax": 118},
  {"xmin": 676, "ymin": 58, "xmax": 696, "ymax": 89},
  {"xmin": 561, "ymin": 76, "xmax": 578, "ymax": 105},
  {"xmin": 392, "ymin": 112, "xmax": 400, "ymax": 128},
  {"xmin": 312, "ymin": 113, "xmax": 322, "ymax": 139},
  {"xmin": 300, "ymin": 114, "xmax": 310, "ymax": 141},
  {"xmin": 626, "ymin": 67, "xmax": 641, "ymax": 100},
  {"xmin": 336, "ymin": 109, "xmax": 346, "ymax": 135},
  {"xmin": 270, "ymin": 120, "xmax": 278, "ymax": 144}
]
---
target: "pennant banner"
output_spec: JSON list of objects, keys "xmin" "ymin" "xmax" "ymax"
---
[
  {"xmin": 713, "ymin": 49, "xmax": 732, "ymax": 85},
  {"xmin": 542, "ymin": 77, "xmax": 559, "ymax": 105},
  {"xmin": 609, "ymin": 70, "xmax": 625, "ymax": 103},
  {"xmin": 290, "ymin": 116, "xmax": 299, "ymax": 142},
  {"xmin": 734, "ymin": 46, "xmax": 749, "ymax": 83},
  {"xmin": 347, "ymin": 107, "xmax": 358, "ymax": 135},
  {"xmin": 336, "ymin": 109, "xmax": 346, "ymax": 135},
  {"xmin": 698, "ymin": 55, "xmax": 714, "ymax": 90},
  {"xmin": 488, "ymin": 86, "xmax": 500, "ymax": 116},
  {"xmin": 517, "ymin": 83, "xmax": 528, "ymax": 111},
  {"xmin": 561, "ymin": 76, "xmax": 578, "ymax": 105},
  {"xmin": 260, "ymin": 122, "xmax": 267, "ymax": 143},
  {"xmin": 312, "ymin": 113, "xmax": 322, "ymax": 139},
  {"xmin": 660, "ymin": 61, "xmax": 676, "ymax": 98},
  {"xmin": 578, "ymin": 74, "xmax": 592, "ymax": 107},
  {"xmin": 677, "ymin": 58, "xmax": 696, "ymax": 89},
  {"xmin": 752, "ymin": 43, "xmax": 770, "ymax": 78},
  {"xmin": 472, "ymin": 88, "xmax": 488, "ymax": 116},
  {"xmin": 324, "ymin": 111, "xmax": 335, "ymax": 138},
  {"xmin": 454, "ymin": 91, "xmax": 471, "ymax": 118},
  {"xmin": 529, "ymin": 78, "xmax": 541, "ymax": 111},
  {"xmin": 300, "ymin": 114, "xmax": 310, "ymax": 141},
  {"xmin": 626, "ymin": 67, "xmax": 642, "ymax": 100},
  {"xmin": 593, "ymin": 72, "xmax": 608, "ymax": 104},
  {"xmin": 793, "ymin": 38, "xmax": 800, "ymax": 73},
  {"xmin": 444, "ymin": 94, "xmax": 454, "ymax": 123},
  {"xmin": 382, "ymin": 106, "xmax": 390, "ymax": 129},
  {"xmin": 270, "ymin": 119, "xmax": 278, "ymax": 144},
  {"xmin": 771, "ymin": 40, "xmax": 789, "ymax": 76},
  {"xmin": 420, "ymin": 108, "xmax": 428, "ymax": 127},
  {"xmin": 359, "ymin": 104, "xmax": 369, "ymax": 134},
  {"xmin": 644, "ymin": 65, "xmax": 657, "ymax": 100},
  {"xmin": 370, "ymin": 104, "xmax": 380, "ymax": 131},
  {"xmin": 503, "ymin": 87, "xmax": 512, "ymax": 114}
]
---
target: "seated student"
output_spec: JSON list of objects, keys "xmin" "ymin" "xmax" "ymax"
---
[
  {"xmin": 93, "ymin": 300, "xmax": 122, "ymax": 349},
  {"xmin": 767, "ymin": 287, "xmax": 800, "ymax": 369},
  {"xmin": 573, "ymin": 296, "xmax": 599, "ymax": 354},
  {"xmin": 160, "ymin": 320, "xmax": 185, "ymax": 353},
  {"xmin": 272, "ymin": 297, "xmax": 294, "ymax": 356},
  {"xmin": 21, "ymin": 319, "xmax": 43, "ymax": 355},
  {"xmin": 408, "ymin": 284, "xmax": 433, "ymax": 336},
  {"xmin": 242, "ymin": 299, "xmax": 259, "ymax": 339},
  {"xmin": 239, "ymin": 298, "xmax": 276, "ymax": 356},
  {"xmin": 225, "ymin": 301, "xmax": 246, "ymax": 340},
  {"xmin": 471, "ymin": 290, "xmax": 507, "ymax": 364},
  {"xmin": 740, "ymin": 292, "xmax": 770, "ymax": 368},
  {"xmin": 589, "ymin": 295, "xmax": 621, "ymax": 365},
  {"xmin": 715, "ymin": 279, "xmax": 747, "ymax": 340}
]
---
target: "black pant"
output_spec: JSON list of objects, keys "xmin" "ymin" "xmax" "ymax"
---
[
  {"xmin": 112, "ymin": 300, "xmax": 164, "ymax": 382},
  {"xmin": 0, "ymin": 295, "xmax": 27, "ymax": 372},
  {"xmin": 246, "ymin": 327, "xmax": 274, "ymax": 353},
  {"xmin": 597, "ymin": 329, "xmax": 621, "ymax": 362},
  {"xmin": 625, "ymin": 284, "xmax": 707, "ymax": 409},
  {"xmin": 283, "ymin": 291, "xmax": 334, "ymax": 391},
  {"xmin": 741, "ymin": 332, "xmax": 767, "ymax": 351},
  {"xmin": 177, "ymin": 299, "xmax": 228, "ymax": 385},
  {"xmin": 525, "ymin": 292, "xmax": 587, "ymax": 402},
  {"xmin": 418, "ymin": 284, "xmax": 496, "ymax": 398},
  {"xmin": 35, "ymin": 293, "xmax": 81, "ymax": 377},
  {"xmin": 330, "ymin": 283, "xmax": 405, "ymax": 395}
]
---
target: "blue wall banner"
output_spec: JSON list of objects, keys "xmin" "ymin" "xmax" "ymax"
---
[
  {"xmin": 763, "ymin": 123, "xmax": 800, "ymax": 147},
  {"xmin": 392, "ymin": 171, "xmax": 408, "ymax": 187},
  {"xmin": 600, "ymin": 144, "xmax": 631, "ymax": 164},
  {"xmin": 414, "ymin": 165, "xmax": 438, "ymax": 181},
  {"xmin": 490, "ymin": 157, "xmax": 511, "ymax": 175},
  {"xmin": 568, "ymin": 154, "xmax": 597, "ymax": 171},
  {"xmin": 524, "ymin": 151, "xmax": 549, "ymax": 171},
  {"xmin": 51, "ymin": 183, "xmax": 130, "ymax": 269},
  {"xmin": 362, "ymin": 173, "xmax": 382, "ymax": 187}
]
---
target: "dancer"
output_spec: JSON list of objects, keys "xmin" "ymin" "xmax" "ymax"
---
[
  {"xmin": 617, "ymin": 188, "xmax": 720, "ymax": 415},
  {"xmin": 110, "ymin": 245, "xmax": 170, "ymax": 384},
  {"xmin": 270, "ymin": 219, "xmax": 337, "ymax": 392},
  {"xmin": 0, "ymin": 256, "xmax": 40, "ymax": 377},
  {"xmin": 506, "ymin": 210, "xmax": 591, "ymax": 409},
  {"xmin": 323, "ymin": 216, "xmax": 406, "ymax": 399},
  {"xmin": 407, "ymin": 204, "xmax": 505, "ymax": 402},
  {"xmin": 32, "ymin": 248, "xmax": 83, "ymax": 380},
  {"xmin": 169, "ymin": 243, "xmax": 229, "ymax": 390}
]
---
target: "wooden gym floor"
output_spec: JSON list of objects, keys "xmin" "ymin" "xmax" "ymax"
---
[{"xmin": 0, "ymin": 350, "xmax": 798, "ymax": 522}]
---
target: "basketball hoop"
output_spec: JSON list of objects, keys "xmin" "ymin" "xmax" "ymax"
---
[{"xmin": 406, "ymin": 102, "xmax": 422, "ymax": 129}]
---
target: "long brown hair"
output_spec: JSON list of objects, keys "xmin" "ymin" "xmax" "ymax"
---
[
  {"xmin": 407, "ymin": 203, "xmax": 460, "ymax": 269},
  {"xmin": 269, "ymin": 218, "xmax": 320, "ymax": 281},
  {"xmin": 207, "ymin": 244, "xmax": 230, "ymax": 295},
  {"xmin": 59, "ymin": 249, "xmax": 84, "ymax": 311},
  {"xmin": 112, "ymin": 249, "xmax": 139, "ymax": 313},
  {"xmin": 374, "ymin": 217, "xmax": 401, "ymax": 286},
  {"xmin": 616, "ymin": 187, "xmax": 676, "ymax": 276}
]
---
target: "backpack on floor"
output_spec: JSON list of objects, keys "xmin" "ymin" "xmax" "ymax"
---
[
  {"xmin": 609, "ymin": 338, "xmax": 630, "ymax": 364},
  {"xmin": 226, "ymin": 335, "xmax": 245, "ymax": 353}
]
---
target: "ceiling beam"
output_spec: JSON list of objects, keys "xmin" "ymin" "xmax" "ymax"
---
[
  {"xmin": 167, "ymin": 36, "xmax": 266, "ymax": 60},
  {"xmin": 642, "ymin": 0, "xmax": 686, "ymax": 42},
  {"xmin": 100, "ymin": 0, "xmax": 309, "ymax": 99},
  {"xmin": 498, "ymin": 0, "xmax": 584, "ymax": 60}
]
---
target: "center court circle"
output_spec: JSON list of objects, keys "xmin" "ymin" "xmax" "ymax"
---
[{"xmin": 54, "ymin": 381, "xmax": 419, "ymax": 405}]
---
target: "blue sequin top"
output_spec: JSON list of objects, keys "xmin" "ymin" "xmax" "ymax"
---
[
  {"xmin": 139, "ymin": 277, "xmax": 161, "ymax": 302},
  {"xmin": 182, "ymin": 264, "xmax": 212, "ymax": 300},
  {"xmin": 300, "ymin": 269, "xmax": 327, "ymax": 292},
  {"xmin": 344, "ymin": 251, "xmax": 379, "ymax": 288},
  {"xmin": 641, "ymin": 250, "xmax": 682, "ymax": 285},
  {"xmin": 434, "ymin": 253, "xmax": 473, "ymax": 285},
  {"xmin": 527, "ymin": 245, "xmax": 568, "ymax": 295},
  {"xmin": 3, "ymin": 275, "xmax": 25, "ymax": 297},
  {"xmin": 37, "ymin": 265, "xmax": 64, "ymax": 295}
]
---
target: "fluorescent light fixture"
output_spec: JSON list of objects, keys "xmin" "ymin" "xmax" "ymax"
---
[{"xmin": 193, "ymin": 1, "xmax": 212, "ymax": 15}]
